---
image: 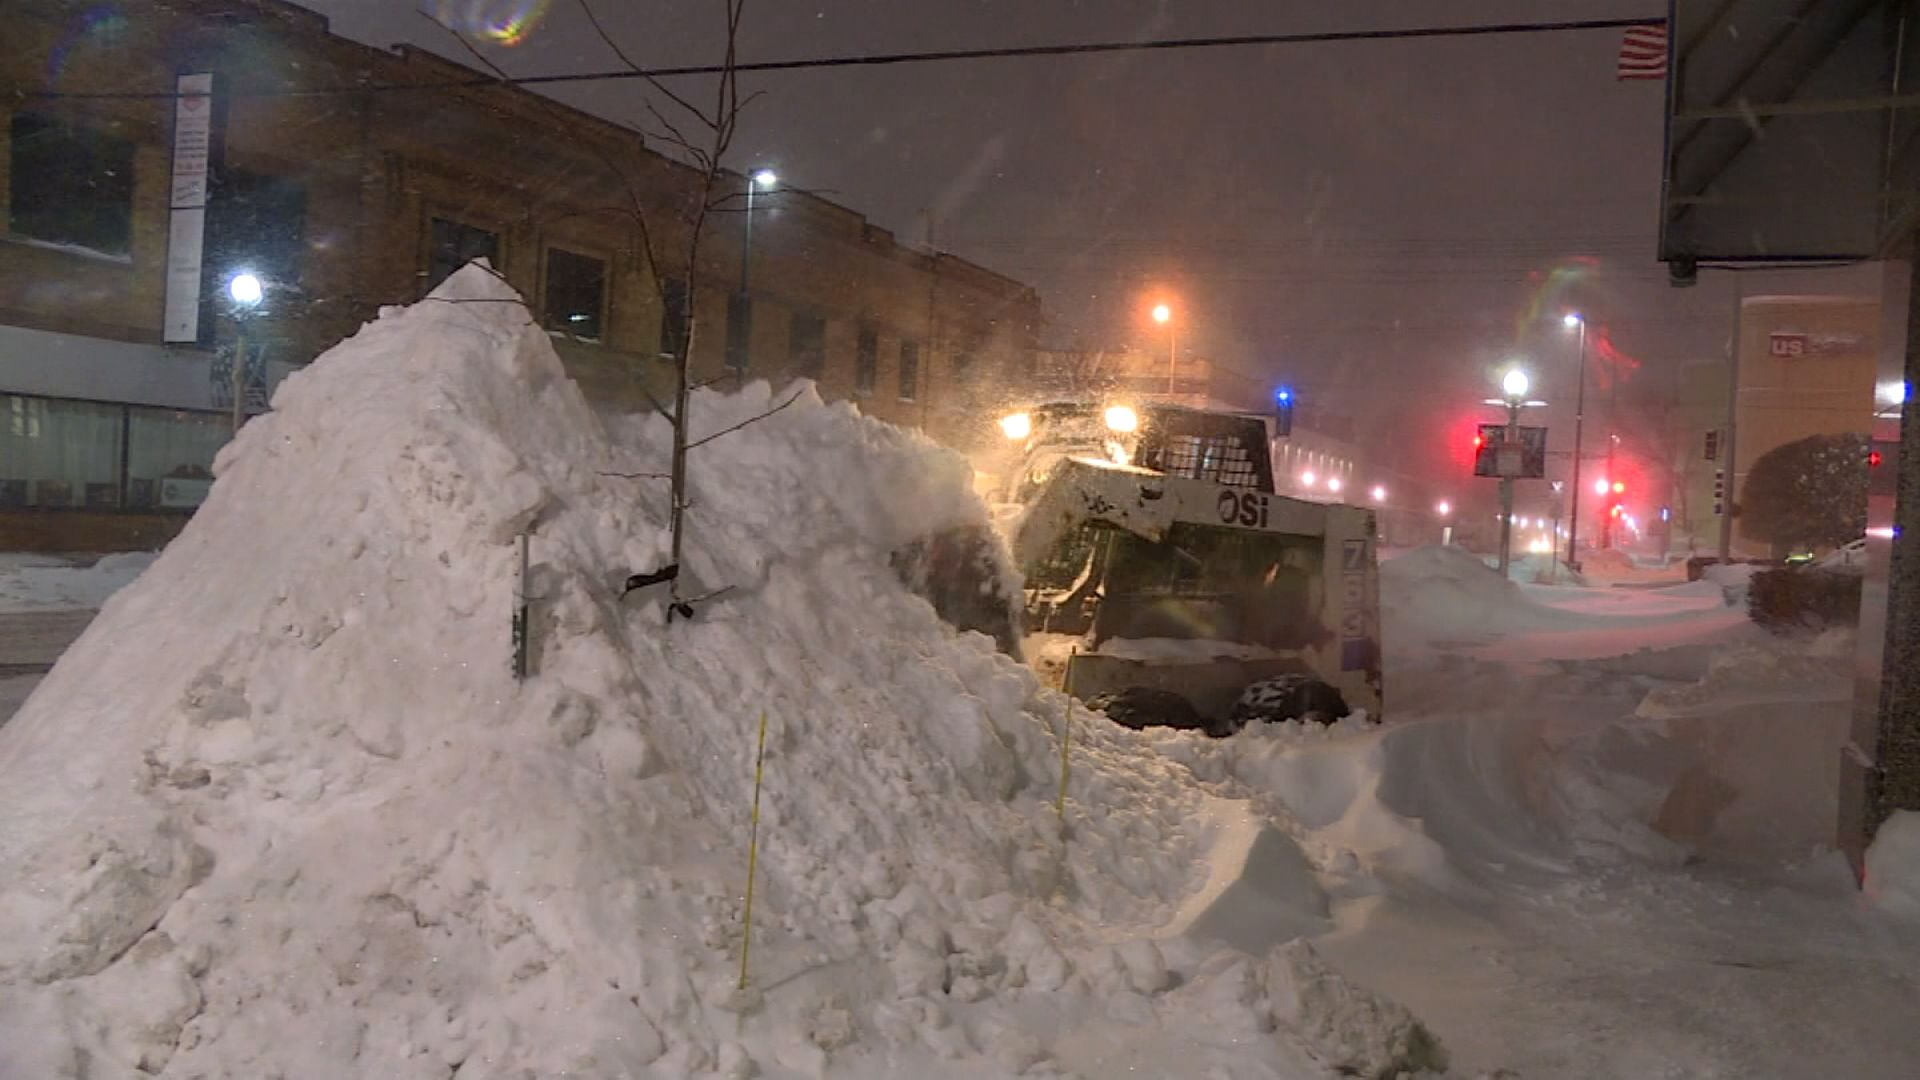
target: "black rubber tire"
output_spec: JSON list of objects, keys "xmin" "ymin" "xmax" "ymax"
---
[
  {"xmin": 1085, "ymin": 687, "xmax": 1210, "ymax": 734},
  {"xmin": 1229, "ymin": 675, "xmax": 1351, "ymax": 727}
]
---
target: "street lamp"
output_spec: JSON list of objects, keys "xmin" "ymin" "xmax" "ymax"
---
[
  {"xmin": 1300, "ymin": 470, "xmax": 1317, "ymax": 488},
  {"xmin": 1563, "ymin": 312, "xmax": 1589, "ymax": 572},
  {"xmin": 1436, "ymin": 500, "xmax": 1451, "ymax": 516},
  {"xmin": 1151, "ymin": 302, "xmax": 1176, "ymax": 395},
  {"xmin": 739, "ymin": 167, "xmax": 778, "ymax": 296},
  {"xmin": 1327, "ymin": 477, "xmax": 1344, "ymax": 494},
  {"xmin": 226, "ymin": 271, "xmax": 264, "ymax": 433},
  {"xmin": 1492, "ymin": 363, "xmax": 1538, "ymax": 576},
  {"xmin": 1370, "ymin": 484, "xmax": 1387, "ymax": 503}
]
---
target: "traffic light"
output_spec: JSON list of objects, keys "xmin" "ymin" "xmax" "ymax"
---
[
  {"xmin": 1611, "ymin": 480, "xmax": 1625, "ymax": 495},
  {"xmin": 1704, "ymin": 430, "xmax": 1719, "ymax": 462},
  {"xmin": 1712, "ymin": 469, "xmax": 1726, "ymax": 515}
]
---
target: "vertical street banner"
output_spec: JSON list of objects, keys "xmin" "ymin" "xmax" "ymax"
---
[{"xmin": 162, "ymin": 73, "xmax": 214, "ymax": 343}]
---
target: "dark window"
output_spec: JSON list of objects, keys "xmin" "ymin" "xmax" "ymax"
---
[
  {"xmin": 543, "ymin": 248, "xmax": 606, "ymax": 341},
  {"xmin": 790, "ymin": 313, "xmax": 826, "ymax": 378},
  {"xmin": 427, "ymin": 218, "xmax": 499, "ymax": 291},
  {"xmin": 726, "ymin": 293, "xmax": 753, "ymax": 372},
  {"xmin": 8, "ymin": 112, "xmax": 135, "ymax": 256},
  {"xmin": 854, "ymin": 324, "xmax": 878, "ymax": 396},
  {"xmin": 659, "ymin": 277, "xmax": 689, "ymax": 359},
  {"xmin": 207, "ymin": 168, "xmax": 307, "ymax": 297},
  {"xmin": 898, "ymin": 341, "xmax": 920, "ymax": 402}
]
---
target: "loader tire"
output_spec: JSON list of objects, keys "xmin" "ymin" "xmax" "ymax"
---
[
  {"xmin": 1085, "ymin": 687, "xmax": 1212, "ymax": 735},
  {"xmin": 1229, "ymin": 674, "xmax": 1350, "ymax": 728}
]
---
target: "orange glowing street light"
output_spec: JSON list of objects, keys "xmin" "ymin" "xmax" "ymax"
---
[{"xmin": 1150, "ymin": 302, "xmax": 1176, "ymax": 394}]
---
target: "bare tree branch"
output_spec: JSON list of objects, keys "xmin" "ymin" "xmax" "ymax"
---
[
  {"xmin": 599, "ymin": 470, "xmax": 671, "ymax": 480},
  {"xmin": 687, "ymin": 387, "xmax": 804, "ymax": 450},
  {"xmin": 574, "ymin": 0, "xmax": 719, "ymax": 128}
]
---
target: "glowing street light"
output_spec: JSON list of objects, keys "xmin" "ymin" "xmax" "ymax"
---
[
  {"xmin": 1151, "ymin": 302, "xmax": 1177, "ymax": 395},
  {"xmin": 738, "ymin": 167, "xmax": 782, "ymax": 338},
  {"xmin": 1151, "ymin": 303, "xmax": 1171, "ymax": 324},
  {"xmin": 227, "ymin": 272, "xmax": 263, "ymax": 307},
  {"xmin": 1370, "ymin": 484, "xmax": 1387, "ymax": 503},
  {"xmin": 1436, "ymin": 500, "xmax": 1452, "ymax": 517},
  {"xmin": 1327, "ymin": 477, "xmax": 1344, "ymax": 494},
  {"xmin": 1593, "ymin": 476, "xmax": 1610, "ymax": 497},
  {"xmin": 226, "ymin": 271, "xmax": 265, "ymax": 434},
  {"xmin": 1563, "ymin": 311, "xmax": 1583, "ymax": 330},
  {"xmin": 752, "ymin": 168, "xmax": 778, "ymax": 188},
  {"xmin": 1501, "ymin": 367, "xmax": 1531, "ymax": 400},
  {"xmin": 1300, "ymin": 470, "xmax": 1317, "ymax": 488}
]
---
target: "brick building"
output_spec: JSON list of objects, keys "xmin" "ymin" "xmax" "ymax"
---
[{"xmin": 1, "ymin": 0, "xmax": 1040, "ymax": 549}]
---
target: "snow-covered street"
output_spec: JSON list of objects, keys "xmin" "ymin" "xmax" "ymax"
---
[{"xmin": 2, "ymin": 270, "xmax": 1916, "ymax": 1079}]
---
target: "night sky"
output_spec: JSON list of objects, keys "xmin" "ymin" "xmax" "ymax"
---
[{"xmin": 299, "ymin": 0, "xmax": 1874, "ymax": 504}]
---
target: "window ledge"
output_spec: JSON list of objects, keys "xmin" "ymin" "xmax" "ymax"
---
[{"xmin": 3, "ymin": 234, "xmax": 134, "ymax": 265}]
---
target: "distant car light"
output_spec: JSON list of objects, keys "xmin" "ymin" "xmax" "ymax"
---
[
  {"xmin": 1104, "ymin": 404, "xmax": 1138, "ymax": 433},
  {"xmin": 998, "ymin": 412, "xmax": 1032, "ymax": 440}
]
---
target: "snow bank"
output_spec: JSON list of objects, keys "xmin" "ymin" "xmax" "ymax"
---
[
  {"xmin": 0, "ymin": 550, "xmax": 157, "ymax": 612},
  {"xmin": 0, "ymin": 266, "xmax": 1435, "ymax": 1079},
  {"xmin": 1865, "ymin": 812, "xmax": 1920, "ymax": 918}
]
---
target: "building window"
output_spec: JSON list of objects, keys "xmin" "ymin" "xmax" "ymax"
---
[
  {"xmin": 789, "ymin": 313, "xmax": 826, "ymax": 378},
  {"xmin": 854, "ymin": 324, "xmax": 878, "ymax": 397},
  {"xmin": 7, "ymin": 112, "xmax": 135, "ymax": 257},
  {"xmin": 726, "ymin": 293, "xmax": 753, "ymax": 373},
  {"xmin": 0, "ymin": 395, "xmax": 125, "ymax": 509},
  {"xmin": 659, "ymin": 277, "xmax": 689, "ymax": 359},
  {"xmin": 208, "ymin": 168, "xmax": 307, "ymax": 297},
  {"xmin": 427, "ymin": 217, "xmax": 499, "ymax": 292},
  {"xmin": 898, "ymin": 341, "xmax": 920, "ymax": 402},
  {"xmin": 543, "ymin": 248, "xmax": 606, "ymax": 341},
  {"xmin": 127, "ymin": 406, "xmax": 226, "ymax": 509}
]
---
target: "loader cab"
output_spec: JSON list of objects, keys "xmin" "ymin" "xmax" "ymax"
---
[{"xmin": 989, "ymin": 400, "xmax": 1276, "ymax": 506}]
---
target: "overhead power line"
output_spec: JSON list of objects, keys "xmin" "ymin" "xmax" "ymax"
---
[{"xmin": 27, "ymin": 15, "xmax": 1669, "ymax": 101}]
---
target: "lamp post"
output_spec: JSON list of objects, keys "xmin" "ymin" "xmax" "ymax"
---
[
  {"xmin": 1152, "ymin": 302, "xmax": 1175, "ymax": 395},
  {"xmin": 1563, "ymin": 312, "xmax": 1589, "ymax": 571},
  {"xmin": 227, "ymin": 271, "xmax": 264, "ymax": 433},
  {"xmin": 1495, "ymin": 366, "xmax": 1532, "ymax": 576},
  {"xmin": 739, "ymin": 168, "xmax": 777, "ymax": 296}
]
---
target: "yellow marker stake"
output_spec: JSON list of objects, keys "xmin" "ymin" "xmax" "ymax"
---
[
  {"xmin": 739, "ymin": 709, "xmax": 770, "ymax": 990},
  {"xmin": 1056, "ymin": 699, "xmax": 1071, "ymax": 816}
]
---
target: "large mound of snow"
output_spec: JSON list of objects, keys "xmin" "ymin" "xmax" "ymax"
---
[{"xmin": 0, "ymin": 267, "xmax": 1437, "ymax": 1079}]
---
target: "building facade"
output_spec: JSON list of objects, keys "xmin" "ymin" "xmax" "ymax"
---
[{"xmin": 2, "ymin": 0, "xmax": 1040, "ymax": 549}]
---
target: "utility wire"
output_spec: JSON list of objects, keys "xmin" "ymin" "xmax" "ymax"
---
[{"xmin": 23, "ymin": 15, "xmax": 1669, "ymax": 101}]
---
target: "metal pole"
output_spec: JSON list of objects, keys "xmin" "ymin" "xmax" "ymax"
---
[
  {"xmin": 1566, "ymin": 320, "xmax": 1587, "ymax": 571},
  {"xmin": 230, "ymin": 325, "xmax": 246, "ymax": 434},
  {"xmin": 1167, "ymin": 325, "xmax": 1177, "ymax": 396},
  {"xmin": 1497, "ymin": 397, "xmax": 1519, "ymax": 575},
  {"xmin": 739, "ymin": 179, "xmax": 755, "ymax": 296},
  {"xmin": 1717, "ymin": 278, "xmax": 1743, "ymax": 562}
]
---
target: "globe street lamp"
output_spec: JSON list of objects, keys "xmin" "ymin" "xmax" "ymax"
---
[
  {"xmin": 227, "ymin": 271, "xmax": 264, "ymax": 433},
  {"xmin": 739, "ymin": 168, "xmax": 778, "ymax": 296},
  {"xmin": 1151, "ymin": 302, "xmax": 1176, "ymax": 395},
  {"xmin": 1562, "ymin": 312, "xmax": 1589, "ymax": 571},
  {"xmin": 1491, "ymin": 363, "xmax": 1541, "ymax": 576}
]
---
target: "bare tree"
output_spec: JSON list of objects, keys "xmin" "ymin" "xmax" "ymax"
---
[{"xmin": 438, "ymin": 0, "xmax": 798, "ymax": 621}]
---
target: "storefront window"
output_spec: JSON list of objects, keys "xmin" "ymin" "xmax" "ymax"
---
[
  {"xmin": 0, "ymin": 395, "xmax": 124, "ymax": 508},
  {"xmin": 127, "ymin": 406, "xmax": 228, "ymax": 510}
]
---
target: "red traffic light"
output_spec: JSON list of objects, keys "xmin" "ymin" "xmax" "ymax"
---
[{"xmin": 1869, "ymin": 450, "xmax": 1884, "ymax": 467}]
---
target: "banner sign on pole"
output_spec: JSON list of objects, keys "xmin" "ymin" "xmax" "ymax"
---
[{"xmin": 163, "ymin": 73, "xmax": 214, "ymax": 344}]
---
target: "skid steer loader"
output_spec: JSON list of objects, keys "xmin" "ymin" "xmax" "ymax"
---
[
  {"xmin": 897, "ymin": 397, "xmax": 1381, "ymax": 734},
  {"xmin": 1009, "ymin": 454, "xmax": 1382, "ymax": 734}
]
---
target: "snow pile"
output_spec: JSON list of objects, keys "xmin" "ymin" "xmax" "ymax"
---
[
  {"xmin": 0, "ymin": 551, "xmax": 157, "ymax": 612},
  {"xmin": 0, "ymin": 266, "xmax": 1438, "ymax": 1079},
  {"xmin": 1865, "ymin": 811, "xmax": 1920, "ymax": 918},
  {"xmin": 1381, "ymin": 545, "xmax": 1558, "ymax": 649}
]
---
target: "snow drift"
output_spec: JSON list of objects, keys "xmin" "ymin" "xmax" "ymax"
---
[{"xmin": 0, "ymin": 267, "xmax": 1442, "ymax": 1079}]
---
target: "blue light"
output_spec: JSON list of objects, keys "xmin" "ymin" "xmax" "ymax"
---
[{"xmin": 1275, "ymin": 386, "xmax": 1294, "ymax": 405}]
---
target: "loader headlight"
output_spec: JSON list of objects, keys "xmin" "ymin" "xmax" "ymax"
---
[
  {"xmin": 998, "ymin": 412, "xmax": 1032, "ymax": 440},
  {"xmin": 1103, "ymin": 404, "xmax": 1138, "ymax": 433}
]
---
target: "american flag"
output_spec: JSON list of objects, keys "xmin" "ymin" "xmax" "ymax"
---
[{"xmin": 1617, "ymin": 24, "xmax": 1669, "ymax": 80}]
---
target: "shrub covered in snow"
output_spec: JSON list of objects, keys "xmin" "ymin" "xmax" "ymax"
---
[{"xmin": 1865, "ymin": 811, "xmax": 1920, "ymax": 919}]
